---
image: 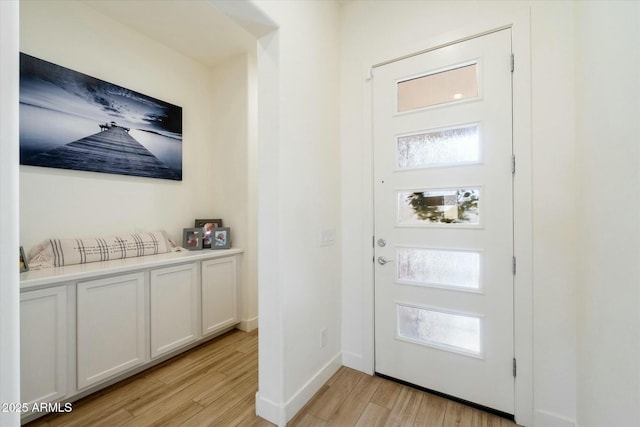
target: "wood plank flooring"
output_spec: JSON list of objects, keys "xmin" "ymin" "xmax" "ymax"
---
[{"xmin": 26, "ymin": 329, "xmax": 519, "ymax": 427}]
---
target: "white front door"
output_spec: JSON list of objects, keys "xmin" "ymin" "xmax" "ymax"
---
[{"xmin": 373, "ymin": 29, "xmax": 514, "ymax": 414}]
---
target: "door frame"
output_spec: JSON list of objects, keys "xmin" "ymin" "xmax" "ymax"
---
[
  {"xmin": 0, "ymin": 3, "xmax": 21, "ymax": 427},
  {"xmin": 360, "ymin": 10, "xmax": 532, "ymax": 426}
]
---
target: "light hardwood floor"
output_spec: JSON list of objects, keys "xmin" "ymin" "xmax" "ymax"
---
[{"xmin": 26, "ymin": 329, "xmax": 519, "ymax": 427}]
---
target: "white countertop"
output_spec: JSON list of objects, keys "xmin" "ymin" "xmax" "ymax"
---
[{"xmin": 20, "ymin": 248, "xmax": 243, "ymax": 291}]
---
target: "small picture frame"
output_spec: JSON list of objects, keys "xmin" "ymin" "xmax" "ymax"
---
[
  {"xmin": 20, "ymin": 246, "xmax": 29, "ymax": 273},
  {"xmin": 194, "ymin": 219, "xmax": 223, "ymax": 249},
  {"xmin": 182, "ymin": 228, "xmax": 203, "ymax": 250},
  {"xmin": 211, "ymin": 227, "xmax": 231, "ymax": 250}
]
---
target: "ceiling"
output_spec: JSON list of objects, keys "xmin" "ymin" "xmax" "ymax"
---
[{"xmin": 82, "ymin": 0, "xmax": 257, "ymax": 68}]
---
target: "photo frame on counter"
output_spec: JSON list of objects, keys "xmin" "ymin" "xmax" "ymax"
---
[
  {"xmin": 183, "ymin": 228, "xmax": 203, "ymax": 250},
  {"xmin": 20, "ymin": 246, "xmax": 29, "ymax": 273},
  {"xmin": 211, "ymin": 227, "xmax": 231, "ymax": 250},
  {"xmin": 194, "ymin": 218, "xmax": 223, "ymax": 249}
]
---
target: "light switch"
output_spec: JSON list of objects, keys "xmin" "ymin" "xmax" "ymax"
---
[{"xmin": 320, "ymin": 229, "xmax": 336, "ymax": 247}]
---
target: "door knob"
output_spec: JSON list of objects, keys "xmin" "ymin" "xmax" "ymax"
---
[{"xmin": 377, "ymin": 256, "xmax": 393, "ymax": 265}]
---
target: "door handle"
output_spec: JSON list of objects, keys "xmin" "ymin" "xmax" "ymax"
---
[{"xmin": 377, "ymin": 256, "xmax": 394, "ymax": 265}]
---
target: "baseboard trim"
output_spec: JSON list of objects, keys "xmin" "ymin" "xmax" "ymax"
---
[
  {"xmin": 341, "ymin": 351, "xmax": 367, "ymax": 373},
  {"xmin": 256, "ymin": 352, "xmax": 342, "ymax": 427},
  {"xmin": 255, "ymin": 392, "xmax": 285, "ymax": 427},
  {"xmin": 238, "ymin": 316, "xmax": 259, "ymax": 332},
  {"xmin": 534, "ymin": 409, "xmax": 577, "ymax": 427},
  {"xmin": 285, "ymin": 352, "xmax": 342, "ymax": 422}
]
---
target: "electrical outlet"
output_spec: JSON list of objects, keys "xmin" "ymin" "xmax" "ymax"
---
[{"xmin": 320, "ymin": 328, "xmax": 327, "ymax": 348}]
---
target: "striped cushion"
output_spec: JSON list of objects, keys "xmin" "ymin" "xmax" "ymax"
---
[{"xmin": 29, "ymin": 231, "xmax": 169, "ymax": 268}]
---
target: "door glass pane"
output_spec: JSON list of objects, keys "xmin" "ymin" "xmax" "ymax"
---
[
  {"xmin": 397, "ymin": 248, "xmax": 480, "ymax": 290},
  {"xmin": 397, "ymin": 188, "xmax": 480, "ymax": 225},
  {"xmin": 397, "ymin": 123, "xmax": 480, "ymax": 169},
  {"xmin": 397, "ymin": 304, "xmax": 481, "ymax": 356},
  {"xmin": 397, "ymin": 63, "xmax": 478, "ymax": 112}
]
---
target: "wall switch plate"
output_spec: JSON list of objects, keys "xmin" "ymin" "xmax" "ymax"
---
[{"xmin": 320, "ymin": 229, "xmax": 336, "ymax": 247}]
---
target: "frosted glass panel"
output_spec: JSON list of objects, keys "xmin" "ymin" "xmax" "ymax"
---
[
  {"xmin": 397, "ymin": 124, "xmax": 480, "ymax": 169},
  {"xmin": 397, "ymin": 305, "xmax": 481, "ymax": 355},
  {"xmin": 397, "ymin": 248, "xmax": 480, "ymax": 289},
  {"xmin": 397, "ymin": 64, "xmax": 478, "ymax": 112},
  {"xmin": 398, "ymin": 188, "xmax": 480, "ymax": 225}
]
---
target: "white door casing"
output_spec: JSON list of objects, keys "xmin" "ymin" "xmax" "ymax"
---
[{"xmin": 373, "ymin": 29, "xmax": 515, "ymax": 414}]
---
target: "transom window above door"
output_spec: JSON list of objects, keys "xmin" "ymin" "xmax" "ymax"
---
[{"xmin": 397, "ymin": 62, "xmax": 479, "ymax": 112}]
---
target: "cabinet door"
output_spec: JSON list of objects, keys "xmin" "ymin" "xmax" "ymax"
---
[
  {"xmin": 77, "ymin": 272, "xmax": 146, "ymax": 389},
  {"xmin": 150, "ymin": 263, "xmax": 199, "ymax": 358},
  {"xmin": 21, "ymin": 286, "xmax": 67, "ymax": 405},
  {"xmin": 202, "ymin": 257, "xmax": 238, "ymax": 336}
]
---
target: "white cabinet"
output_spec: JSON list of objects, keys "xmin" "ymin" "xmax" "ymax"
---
[
  {"xmin": 76, "ymin": 272, "xmax": 146, "ymax": 389},
  {"xmin": 202, "ymin": 257, "xmax": 238, "ymax": 336},
  {"xmin": 20, "ymin": 286, "xmax": 68, "ymax": 405},
  {"xmin": 20, "ymin": 250, "xmax": 242, "ymax": 422},
  {"xmin": 150, "ymin": 263, "xmax": 199, "ymax": 358}
]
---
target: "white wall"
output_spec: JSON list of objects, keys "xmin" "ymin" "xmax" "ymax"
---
[
  {"xmin": 529, "ymin": 3, "xmax": 578, "ymax": 426},
  {"xmin": 0, "ymin": 2, "xmax": 21, "ymax": 426},
  {"xmin": 340, "ymin": 1, "xmax": 579, "ymax": 426},
  {"xmin": 19, "ymin": 1, "xmax": 217, "ymax": 249},
  {"xmin": 250, "ymin": 1, "xmax": 342, "ymax": 425},
  {"xmin": 575, "ymin": 3, "xmax": 640, "ymax": 427},
  {"xmin": 210, "ymin": 53, "xmax": 259, "ymax": 330}
]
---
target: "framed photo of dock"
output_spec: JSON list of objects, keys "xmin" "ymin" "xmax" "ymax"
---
[{"xmin": 19, "ymin": 52, "xmax": 183, "ymax": 181}]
